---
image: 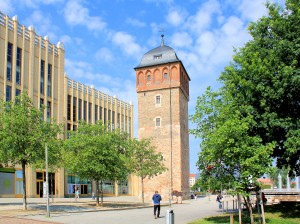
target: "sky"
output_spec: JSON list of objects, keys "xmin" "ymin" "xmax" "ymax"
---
[{"xmin": 0, "ymin": 0, "xmax": 285, "ymax": 174}]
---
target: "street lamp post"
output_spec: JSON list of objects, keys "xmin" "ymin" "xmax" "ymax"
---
[{"xmin": 45, "ymin": 144, "xmax": 50, "ymax": 217}]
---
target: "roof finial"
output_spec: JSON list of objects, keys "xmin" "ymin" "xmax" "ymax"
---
[
  {"xmin": 161, "ymin": 34, "xmax": 164, "ymax": 46},
  {"xmin": 159, "ymin": 27, "xmax": 165, "ymax": 46}
]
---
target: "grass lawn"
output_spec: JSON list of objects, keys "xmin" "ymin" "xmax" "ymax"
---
[{"xmin": 189, "ymin": 202, "xmax": 300, "ymax": 224}]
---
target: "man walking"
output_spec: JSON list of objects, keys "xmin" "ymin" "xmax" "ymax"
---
[{"xmin": 152, "ymin": 191, "xmax": 162, "ymax": 219}]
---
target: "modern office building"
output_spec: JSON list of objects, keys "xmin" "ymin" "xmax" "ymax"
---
[
  {"xmin": 0, "ymin": 12, "xmax": 135, "ymax": 198},
  {"xmin": 135, "ymin": 35, "xmax": 190, "ymax": 201}
]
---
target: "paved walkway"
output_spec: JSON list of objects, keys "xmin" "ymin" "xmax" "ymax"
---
[{"xmin": 0, "ymin": 196, "xmax": 228, "ymax": 224}]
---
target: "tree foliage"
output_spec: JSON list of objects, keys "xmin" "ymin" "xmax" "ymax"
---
[
  {"xmin": 127, "ymin": 138, "xmax": 167, "ymax": 203},
  {"xmin": 219, "ymin": 0, "xmax": 300, "ymax": 175},
  {"xmin": 191, "ymin": 1, "xmax": 300, "ymax": 221},
  {"xmin": 63, "ymin": 121, "xmax": 130, "ymax": 206},
  {"xmin": 0, "ymin": 93, "xmax": 62, "ymax": 210}
]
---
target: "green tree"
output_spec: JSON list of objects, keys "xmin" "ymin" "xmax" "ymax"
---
[
  {"xmin": 63, "ymin": 121, "xmax": 129, "ymax": 206},
  {"xmin": 219, "ymin": 0, "xmax": 300, "ymax": 175},
  {"xmin": 191, "ymin": 88, "xmax": 274, "ymax": 223},
  {"xmin": 0, "ymin": 94, "xmax": 62, "ymax": 210},
  {"xmin": 191, "ymin": 1, "xmax": 300, "ymax": 222},
  {"xmin": 127, "ymin": 138, "xmax": 167, "ymax": 203}
]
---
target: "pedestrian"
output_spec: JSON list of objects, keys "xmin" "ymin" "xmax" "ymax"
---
[
  {"xmin": 75, "ymin": 188, "xmax": 80, "ymax": 199},
  {"xmin": 216, "ymin": 192, "xmax": 223, "ymax": 209},
  {"xmin": 92, "ymin": 192, "xmax": 95, "ymax": 200},
  {"xmin": 152, "ymin": 190, "xmax": 162, "ymax": 219}
]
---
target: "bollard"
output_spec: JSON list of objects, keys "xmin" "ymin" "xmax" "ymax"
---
[
  {"xmin": 166, "ymin": 210, "xmax": 174, "ymax": 224},
  {"xmin": 230, "ymin": 213, "xmax": 234, "ymax": 224}
]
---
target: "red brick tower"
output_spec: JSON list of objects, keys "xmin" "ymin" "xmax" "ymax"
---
[{"xmin": 134, "ymin": 35, "xmax": 190, "ymax": 202}]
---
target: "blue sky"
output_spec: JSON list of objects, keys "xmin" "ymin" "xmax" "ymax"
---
[{"xmin": 1, "ymin": 0, "xmax": 285, "ymax": 174}]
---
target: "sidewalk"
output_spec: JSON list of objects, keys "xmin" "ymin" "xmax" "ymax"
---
[
  {"xmin": 0, "ymin": 196, "xmax": 152, "ymax": 214},
  {"xmin": 0, "ymin": 196, "xmax": 225, "ymax": 224}
]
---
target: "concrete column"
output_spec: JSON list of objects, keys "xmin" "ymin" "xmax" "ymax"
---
[
  {"xmin": 286, "ymin": 175, "xmax": 290, "ymax": 190},
  {"xmin": 278, "ymin": 174, "xmax": 282, "ymax": 191}
]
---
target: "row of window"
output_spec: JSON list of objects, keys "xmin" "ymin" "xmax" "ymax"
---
[
  {"xmin": 40, "ymin": 99, "xmax": 51, "ymax": 121},
  {"xmin": 40, "ymin": 60, "xmax": 52, "ymax": 97},
  {"xmin": 6, "ymin": 43, "xmax": 53, "ymax": 98},
  {"xmin": 146, "ymin": 72, "xmax": 168, "ymax": 82},
  {"xmin": 67, "ymin": 95, "xmax": 131, "ymax": 133},
  {"xmin": 5, "ymin": 85, "xmax": 21, "ymax": 101},
  {"xmin": 6, "ymin": 43, "xmax": 21, "ymax": 85},
  {"xmin": 6, "ymin": 85, "xmax": 51, "ymax": 121}
]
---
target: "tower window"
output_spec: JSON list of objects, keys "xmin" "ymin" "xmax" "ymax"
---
[
  {"xmin": 147, "ymin": 74, "xmax": 151, "ymax": 82},
  {"xmin": 153, "ymin": 54, "xmax": 162, "ymax": 60},
  {"xmin": 164, "ymin": 73, "xmax": 168, "ymax": 79},
  {"xmin": 156, "ymin": 95, "xmax": 161, "ymax": 105},
  {"xmin": 155, "ymin": 117, "xmax": 161, "ymax": 127}
]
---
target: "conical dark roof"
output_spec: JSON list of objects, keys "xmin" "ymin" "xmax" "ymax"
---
[{"xmin": 135, "ymin": 35, "xmax": 180, "ymax": 69}]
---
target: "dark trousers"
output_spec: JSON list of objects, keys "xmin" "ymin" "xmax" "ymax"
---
[{"xmin": 154, "ymin": 205, "xmax": 160, "ymax": 217}]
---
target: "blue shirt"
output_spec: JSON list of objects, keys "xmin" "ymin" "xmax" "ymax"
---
[{"xmin": 152, "ymin": 193, "xmax": 162, "ymax": 205}]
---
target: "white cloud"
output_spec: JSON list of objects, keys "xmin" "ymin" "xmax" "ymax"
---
[
  {"xmin": 166, "ymin": 10, "xmax": 184, "ymax": 26},
  {"xmin": 64, "ymin": 0, "xmax": 106, "ymax": 31},
  {"xmin": 171, "ymin": 32, "xmax": 193, "ymax": 48},
  {"xmin": 95, "ymin": 47, "xmax": 114, "ymax": 63},
  {"xmin": 0, "ymin": 1, "xmax": 14, "ymax": 13},
  {"xmin": 186, "ymin": 0, "xmax": 221, "ymax": 34},
  {"xmin": 24, "ymin": 10, "xmax": 59, "ymax": 41},
  {"xmin": 126, "ymin": 18, "xmax": 146, "ymax": 28},
  {"xmin": 238, "ymin": 0, "xmax": 268, "ymax": 21},
  {"xmin": 112, "ymin": 32, "xmax": 144, "ymax": 57}
]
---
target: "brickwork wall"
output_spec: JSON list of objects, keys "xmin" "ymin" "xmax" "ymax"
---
[{"xmin": 136, "ymin": 62, "xmax": 190, "ymax": 202}]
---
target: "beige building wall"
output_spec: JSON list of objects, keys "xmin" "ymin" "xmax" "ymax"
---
[{"xmin": 0, "ymin": 12, "xmax": 135, "ymax": 198}]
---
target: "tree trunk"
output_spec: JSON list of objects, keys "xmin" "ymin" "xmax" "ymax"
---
[
  {"xmin": 22, "ymin": 161, "xmax": 27, "ymax": 210},
  {"xmin": 260, "ymin": 191, "xmax": 266, "ymax": 224},
  {"xmin": 255, "ymin": 191, "xmax": 261, "ymax": 220},
  {"xmin": 246, "ymin": 195, "xmax": 254, "ymax": 224},
  {"xmin": 238, "ymin": 194, "xmax": 242, "ymax": 224},
  {"xmin": 100, "ymin": 180, "xmax": 104, "ymax": 206},
  {"xmin": 141, "ymin": 177, "xmax": 144, "ymax": 204},
  {"xmin": 96, "ymin": 180, "xmax": 100, "ymax": 206}
]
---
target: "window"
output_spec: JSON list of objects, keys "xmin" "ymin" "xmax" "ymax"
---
[
  {"xmin": 104, "ymin": 108, "xmax": 107, "ymax": 124},
  {"xmin": 6, "ymin": 85, "xmax": 12, "ymax": 101},
  {"xmin": 67, "ymin": 95, "xmax": 71, "ymax": 120},
  {"xmin": 78, "ymin": 99, "xmax": 82, "ymax": 120},
  {"xmin": 40, "ymin": 98, "xmax": 44, "ymax": 118},
  {"xmin": 95, "ymin": 105, "xmax": 98, "ymax": 121},
  {"xmin": 155, "ymin": 117, "xmax": 161, "ymax": 127},
  {"xmin": 112, "ymin": 111, "xmax": 115, "ymax": 130},
  {"xmin": 47, "ymin": 101, "xmax": 51, "ymax": 121},
  {"xmin": 108, "ymin": 109, "xmax": 111, "ymax": 121},
  {"xmin": 47, "ymin": 64, "xmax": 52, "ymax": 97},
  {"xmin": 164, "ymin": 73, "xmax": 168, "ymax": 79},
  {"xmin": 153, "ymin": 54, "xmax": 162, "ymax": 60},
  {"xmin": 16, "ymin": 48, "xmax": 21, "ymax": 85},
  {"xmin": 83, "ymin": 101, "xmax": 87, "ymax": 121},
  {"xmin": 73, "ymin": 97, "xmax": 77, "ymax": 121},
  {"xmin": 99, "ymin": 106, "xmax": 103, "ymax": 120},
  {"xmin": 16, "ymin": 89, "xmax": 21, "ymax": 97},
  {"xmin": 156, "ymin": 95, "xmax": 161, "ymax": 105},
  {"xmin": 117, "ymin": 113, "xmax": 120, "ymax": 128},
  {"xmin": 7, "ymin": 43, "xmax": 13, "ymax": 81},
  {"xmin": 88, "ymin": 103, "xmax": 92, "ymax": 123},
  {"xmin": 147, "ymin": 74, "xmax": 151, "ymax": 82},
  {"xmin": 40, "ymin": 60, "xmax": 45, "ymax": 94}
]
